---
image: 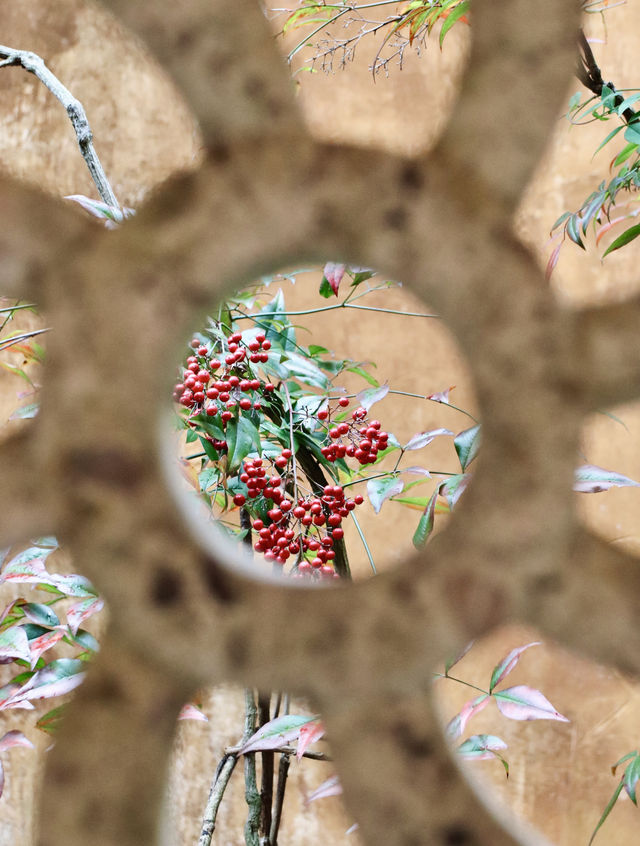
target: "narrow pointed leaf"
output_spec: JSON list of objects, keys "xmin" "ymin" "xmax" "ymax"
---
[
  {"xmin": 489, "ymin": 642, "xmax": 541, "ymax": 692},
  {"xmin": 457, "ymin": 734, "xmax": 507, "ymax": 760},
  {"xmin": 494, "ymin": 685, "xmax": 569, "ymax": 722},
  {"xmin": 440, "ymin": 473, "xmax": 471, "ymax": 509},
  {"xmin": 454, "ymin": 425, "xmax": 481, "ymax": 471},
  {"xmin": 602, "ymin": 222, "xmax": 640, "ymax": 257},
  {"xmin": 0, "ymin": 626, "xmax": 31, "ymax": 664},
  {"xmin": 178, "ymin": 703, "xmax": 209, "ymax": 722},
  {"xmin": 412, "ymin": 488, "xmax": 439, "ymax": 548},
  {"xmin": 444, "ymin": 639, "xmax": 475, "ymax": 675},
  {"xmin": 22, "ymin": 603, "xmax": 59, "ymax": 628},
  {"xmin": 367, "ymin": 475, "xmax": 404, "ymax": 514},
  {"xmin": 35, "ymin": 705, "xmax": 66, "ymax": 735},
  {"xmin": 623, "ymin": 755, "xmax": 640, "ymax": 804},
  {"xmin": 446, "ymin": 694, "xmax": 490, "ymax": 740},
  {"xmin": 307, "ymin": 774, "xmax": 342, "ymax": 803},
  {"xmin": 439, "ymin": 0, "xmax": 470, "ymax": 47},
  {"xmin": 8, "ymin": 658, "xmax": 86, "ymax": 705},
  {"xmin": 574, "ymin": 464, "xmax": 640, "ymax": 493},
  {"xmin": 0, "ymin": 730, "xmax": 34, "ymax": 752},
  {"xmin": 427, "ymin": 387, "xmax": 454, "ymax": 404},
  {"xmin": 588, "ymin": 780, "xmax": 624, "ymax": 846},
  {"xmin": 29, "ymin": 630, "xmax": 65, "ymax": 669},
  {"xmin": 322, "ymin": 262, "xmax": 346, "ymax": 297},
  {"xmin": 237, "ymin": 714, "xmax": 318, "ymax": 755},
  {"xmin": 403, "ymin": 428, "xmax": 453, "ymax": 451},
  {"xmin": 297, "ymin": 719, "xmax": 325, "ymax": 760},
  {"xmin": 66, "ymin": 597, "xmax": 104, "ymax": 636},
  {"xmin": 356, "ymin": 383, "xmax": 389, "ymax": 411}
]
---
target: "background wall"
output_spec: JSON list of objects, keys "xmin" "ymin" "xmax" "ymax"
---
[{"xmin": 0, "ymin": 1, "xmax": 639, "ymax": 844}]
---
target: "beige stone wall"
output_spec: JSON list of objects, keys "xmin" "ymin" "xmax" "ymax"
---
[{"xmin": 0, "ymin": 2, "xmax": 639, "ymax": 845}]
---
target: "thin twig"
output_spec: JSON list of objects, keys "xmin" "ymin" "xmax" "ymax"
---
[
  {"xmin": 197, "ymin": 754, "xmax": 238, "ymax": 846},
  {"xmin": 269, "ymin": 753, "xmax": 291, "ymax": 846},
  {"xmin": 0, "ymin": 45, "xmax": 119, "ymax": 208},
  {"xmin": 243, "ymin": 689, "xmax": 261, "ymax": 846},
  {"xmin": 258, "ymin": 692, "xmax": 274, "ymax": 846}
]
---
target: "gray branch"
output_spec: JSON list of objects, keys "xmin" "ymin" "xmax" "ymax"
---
[{"xmin": 0, "ymin": 45, "xmax": 119, "ymax": 209}]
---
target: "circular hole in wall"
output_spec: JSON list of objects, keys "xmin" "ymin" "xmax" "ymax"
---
[
  {"xmin": 164, "ymin": 264, "xmax": 478, "ymax": 586},
  {"xmin": 434, "ymin": 622, "xmax": 640, "ymax": 845},
  {"xmin": 165, "ymin": 685, "xmax": 354, "ymax": 845},
  {"xmin": 577, "ymin": 400, "xmax": 640, "ymax": 558}
]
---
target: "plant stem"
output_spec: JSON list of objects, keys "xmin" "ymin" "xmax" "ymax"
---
[
  {"xmin": 0, "ymin": 46, "xmax": 119, "ymax": 208},
  {"xmin": 243, "ymin": 689, "xmax": 261, "ymax": 846},
  {"xmin": 433, "ymin": 673, "xmax": 489, "ymax": 696},
  {"xmin": 269, "ymin": 752, "xmax": 290, "ymax": 846},
  {"xmin": 258, "ymin": 692, "xmax": 274, "ymax": 845},
  {"xmin": 350, "ymin": 513, "xmax": 376, "ymax": 575},
  {"xmin": 0, "ymin": 328, "xmax": 50, "ymax": 354},
  {"xmin": 198, "ymin": 754, "xmax": 238, "ymax": 846},
  {"xmin": 234, "ymin": 303, "xmax": 438, "ymax": 320},
  {"xmin": 388, "ymin": 389, "xmax": 479, "ymax": 422}
]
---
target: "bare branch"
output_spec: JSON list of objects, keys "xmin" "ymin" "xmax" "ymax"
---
[{"xmin": 0, "ymin": 45, "xmax": 119, "ymax": 209}]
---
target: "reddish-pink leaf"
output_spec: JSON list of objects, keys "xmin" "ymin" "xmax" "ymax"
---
[
  {"xmin": 403, "ymin": 428, "xmax": 453, "ymax": 451},
  {"xmin": 307, "ymin": 775, "xmax": 342, "ymax": 803},
  {"xmin": 28, "ymin": 630, "xmax": 65, "ymax": 669},
  {"xmin": 0, "ymin": 626, "xmax": 31, "ymax": 664},
  {"xmin": 0, "ymin": 599, "xmax": 24, "ymax": 626},
  {"xmin": 297, "ymin": 719, "xmax": 325, "ymax": 760},
  {"xmin": 427, "ymin": 386, "xmax": 454, "ymax": 404},
  {"xmin": 66, "ymin": 597, "xmax": 103, "ymax": 635},
  {"xmin": 489, "ymin": 642, "xmax": 541, "ymax": 692},
  {"xmin": 545, "ymin": 243, "xmax": 562, "ymax": 282},
  {"xmin": 323, "ymin": 262, "xmax": 346, "ymax": 296},
  {"xmin": 446, "ymin": 694, "xmax": 490, "ymax": 740},
  {"xmin": 178, "ymin": 703, "xmax": 209, "ymax": 722},
  {"xmin": 494, "ymin": 685, "xmax": 569, "ymax": 722},
  {"xmin": 237, "ymin": 714, "xmax": 318, "ymax": 755},
  {"xmin": 0, "ymin": 730, "xmax": 34, "ymax": 753},
  {"xmin": 356, "ymin": 383, "xmax": 389, "ymax": 412}
]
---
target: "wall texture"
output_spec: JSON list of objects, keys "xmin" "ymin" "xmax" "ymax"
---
[{"xmin": 0, "ymin": 2, "xmax": 639, "ymax": 846}]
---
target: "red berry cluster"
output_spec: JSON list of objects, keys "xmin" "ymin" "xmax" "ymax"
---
[
  {"xmin": 320, "ymin": 403, "xmax": 389, "ymax": 465},
  {"xmin": 173, "ymin": 332, "xmax": 275, "ymax": 444},
  {"xmin": 247, "ymin": 477, "xmax": 364, "ymax": 580}
]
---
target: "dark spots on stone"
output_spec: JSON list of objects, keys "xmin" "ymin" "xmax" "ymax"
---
[
  {"xmin": 227, "ymin": 632, "xmax": 248, "ymax": 669},
  {"xmin": 93, "ymin": 673, "xmax": 122, "ymax": 703},
  {"xmin": 150, "ymin": 566, "xmax": 183, "ymax": 606},
  {"xmin": 384, "ymin": 206, "xmax": 408, "ymax": 231},
  {"xmin": 199, "ymin": 553, "xmax": 236, "ymax": 604},
  {"xmin": 67, "ymin": 448, "xmax": 145, "ymax": 487},
  {"xmin": 208, "ymin": 142, "xmax": 231, "ymax": 165},
  {"xmin": 394, "ymin": 719, "xmax": 434, "ymax": 759},
  {"xmin": 314, "ymin": 203, "xmax": 334, "ymax": 231},
  {"xmin": 440, "ymin": 824, "xmax": 477, "ymax": 845},
  {"xmin": 398, "ymin": 163, "xmax": 424, "ymax": 191},
  {"xmin": 244, "ymin": 75, "xmax": 266, "ymax": 99},
  {"xmin": 531, "ymin": 571, "xmax": 563, "ymax": 594},
  {"xmin": 175, "ymin": 29, "xmax": 196, "ymax": 49}
]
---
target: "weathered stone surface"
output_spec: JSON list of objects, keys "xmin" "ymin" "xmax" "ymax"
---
[{"xmin": 1, "ymin": 1, "xmax": 640, "ymax": 846}]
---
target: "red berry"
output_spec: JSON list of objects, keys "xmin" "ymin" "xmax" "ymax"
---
[
  {"xmin": 206, "ymin": 406, "xmax": 218, "ymax": 416},
  {"xmin": 264, "ymin": 383, "xmax": 275, "ymax": 392},
  {"xmin": 239, "ymin": 398, "xmax": 252, "ymax": 410},
  {"xmin": 233, "ymin": 494, "xmax": 246, "ymax": 506},
  {"xmin": 197, "ymin": 346, "xmax": 208, "ymax": 356},
  {"xmin": 354, "ymin": 494, "xmax": 364, "ymax": 505},
  {"xmin": 293, "ymin": 506, "xmax": 306, "ymax": 518},
  {"xmin": 332, "ymin": 528, "xmax": 344, "ymax": 540},
  {"xmin": 256, "ymin": 333, "xmax": 266, "ymax": 343},
  {"xmin": 281, "ymin": 448, "xmax": 292, "ymax": 459},
  {"xmin": 317, "ymin": 409, "xmax": 329, "ymax": 421},
  {"xmin": 338, "ymin": 397, "xmax": 349, "ymax": 407},
  {"xmin": 261, "ymin": 340, "xmax": 271, "ymax": 350}
]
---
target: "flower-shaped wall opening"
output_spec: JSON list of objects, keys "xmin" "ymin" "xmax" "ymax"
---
[{"xmin": 164, "ymin": 264, "xmax": 478, "ymax": 587}]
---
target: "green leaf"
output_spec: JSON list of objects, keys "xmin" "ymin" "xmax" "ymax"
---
[
  {"xmin": 439, "ymin": 473, "xmax": 472, "ymax": 508},
  {"xmin": 350, "ymin": 269, "xmax": 375, "ymax": 286},
  {"xmin": 281, "ymin": 353, "xmax": 329, "ymax": 389},
  {"xmin": 318, "ymin": 277, "xmax": 333, "ymax": 298},
  {"xmin": 366, "ymin": 475, "xmax": 404, "ymax": 514},
  {"xmin": 22, "ymin": 603, "xmax": 59, "ymax": 628},
  {"xmin": 0, "ymin": 626, "xmax": 31, "ymax": 663},
  {"xmin": 588, "ymin": 780, "xmax": 625, "ymax": 846},
  {"xmin": 35, "ymin": 704, "xmax": 67, "ymax": 735},
  {"xmin": 237, "ymin": 714, "xmax": 319, "ymax": 755},
  {"xmin": 9, "ymin": 402, "xmax": 39, "ymax": 420},
  {"xmin": 346, "ymin": 365, "xmax": 379, "ymax": 388},
  {"xmin": 439, "ymin": 0, "xmax": 469, "ymax": 47},
  {"xmin": 616, "ymin": 92, "xmax": 640, "ymax": 115},
  {"xmin": 602, "ymin": 222, "xmax": 640, "ymax": 257},
  {"xmin": 199, "ymin": 437, "xmax": 220, "ymax": 461},
  {"xmin": 226, "ymin": 415, "xmax": 260, "ymax": 473},
  {"xmin": 624, "ymin": 123, "xmax": 640, "ymax": 146},
  {"xmin": 454, "ymin": 425, "xmax": 481, "ymax": 471},
  {"xmin": 623, "ymin": 754, "xmax": 640, "ymax": 804},
  {"xmin": 566, "ymin": 214, "xmax": 585, "ymax": 249},
  {"xmin": 614, "ymin": 142, "xmax": 638, "ymax": 167},
  {"xmin": 412, "ymin": 488, "xmax": 439, "ymax": 548}
]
